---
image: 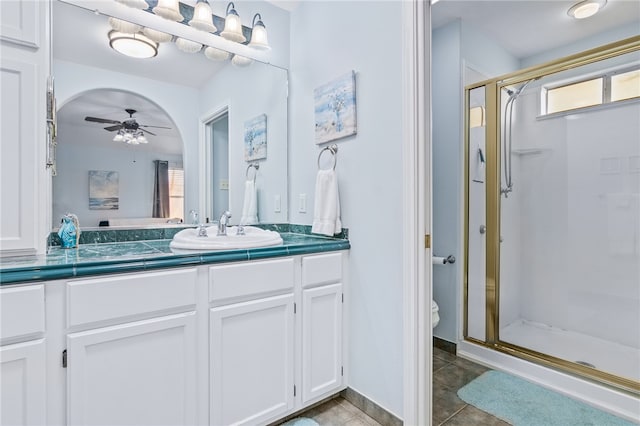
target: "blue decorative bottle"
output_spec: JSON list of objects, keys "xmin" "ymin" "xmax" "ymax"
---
[{"xmin": 58, "ymin": 213, "xmax": 80, "ymax": 249}]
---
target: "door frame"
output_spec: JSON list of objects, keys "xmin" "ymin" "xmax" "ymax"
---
[{"xmin": 401, "ymin": 1, "xmax": 431, "ymax": 425}]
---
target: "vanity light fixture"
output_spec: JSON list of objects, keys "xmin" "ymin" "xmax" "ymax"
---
[
  {"xmin": 115, "ymin": 0, "xmax": 149, "ymax": 10},
  {"xmin": 108, "ymin": 17, "xmax": 143, "ymax": 34},
  {"xmin": 231, "ymin": 54, "xmax": 252, "ymax": 67},
  {"xmin": 204, "ymin": 46, "xmax": 231, "ymax": 61},
  {"xmin": 189, "ymin": 0, "xmax": 217, "ymax": 32},
  {"xmin": 220, "ymin": 2, "xmax": 246, "ymax": 43},
  {"xmin": 248, "ymin": 13, "xmax": 270, "ymax": 51},
  {"xmin": 567, "ymin": 0, "xmax": 606, "ymax": 19},
  {"xmin": 108, "ymin": 30, "xmax": 158, "ymax": 58},
  {"xmin": 142, "ymin": 27, "xmax": 173, "ymax": 43},
  {"xmin": 152, "ymin": 0, "xmax": 184, "ymax": 22},
  {"xmin": 175, "ymin": 37, "xmax": 203, "ymax": 53}
]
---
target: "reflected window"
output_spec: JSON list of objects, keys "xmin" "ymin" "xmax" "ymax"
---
[{"xmin": 169, "ymin": 167, "xmax": 184, "ymax": 220}]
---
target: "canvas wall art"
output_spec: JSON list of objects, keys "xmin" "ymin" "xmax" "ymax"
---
[
  {"xmin": 89, "ymin": 170, "xmax": 119, "ymax": 210},
  {"xmin": 244, "ymin": 114, "xmax": 267, "ymax": 161},
  {"xmin": 314, "ymin": 71, "xmax": 357, "ymax": 144}
]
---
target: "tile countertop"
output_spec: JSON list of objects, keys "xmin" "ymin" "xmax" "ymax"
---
[{"xmin": 0, "ymin": 232, "xmax": 350, "ymax": 285}]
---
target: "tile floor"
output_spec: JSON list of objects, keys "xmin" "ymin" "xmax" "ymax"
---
[
  {"xmin": 290, "ymin": 347, "xmax": 509, "ymax": 426},
  {"xmin": 432, "ymin": 347, "xmax": 509, "ymax": 426},
  {"xmin": 293, "ymin": 397, "xmax": 383, "ymax": 426}
]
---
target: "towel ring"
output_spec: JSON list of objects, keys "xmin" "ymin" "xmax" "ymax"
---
[
  {"xmin": 317, "ymin": 144, "xmax": 338, "ymax": 170},
  {"xmin": 246, "ymin": 163, "xmax": 259, "ymax": 182}
]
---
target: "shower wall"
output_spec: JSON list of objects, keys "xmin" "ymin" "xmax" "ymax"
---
[{"xmin": 503, "ymin": 90, "xmax": 640, "ymax": 349}]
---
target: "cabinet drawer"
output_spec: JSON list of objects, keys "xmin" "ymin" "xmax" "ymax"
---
[
  {"xmin": 209, "ymin": 258, "xmax": 295, "ymax": 303},
  {"xmin": 0, "ymin": 284, "xmax": 45, "ymax": 341},
  {"xmin": 302, "ymin": 253, "xmax": 342, "ymax": 288},
  {"xmin": 67, "ymin": 268, "xmax": 197, "ymax": 328}
]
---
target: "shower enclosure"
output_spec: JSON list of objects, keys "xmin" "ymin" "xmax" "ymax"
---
[{"xmin": 464, "ymin": 36, "xmax": 640, "ymax": 395}]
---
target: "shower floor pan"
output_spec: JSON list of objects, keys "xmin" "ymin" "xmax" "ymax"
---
[{"xmin": 500, "ymin": 319, "xmax": 640, "ymax": 382}]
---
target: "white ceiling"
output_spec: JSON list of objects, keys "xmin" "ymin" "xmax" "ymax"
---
[{"xmin": 432, "ymin": 0, "xmax": 640, "ymax": 60}]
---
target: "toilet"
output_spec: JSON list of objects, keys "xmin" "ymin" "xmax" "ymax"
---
[{"xmin": 432, "ymin": 300, "xmax": 440, "ymax": 328}]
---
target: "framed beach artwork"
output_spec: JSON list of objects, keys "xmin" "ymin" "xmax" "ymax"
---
[
  {"xmin": 244, "ymin": 114, "xmax": 267, "ymax": 161},
  {"xmin": 89, "ymin": 170, "xmax": 119, "ymax": 210},
  {"xmin": 314, "ymin": 71, "xmax": 357, "ymax": 144}
]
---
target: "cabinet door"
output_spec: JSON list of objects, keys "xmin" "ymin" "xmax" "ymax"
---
[
  {"xmin": 210, "ymin": 294, "xmax": 294, "ymax": 426},
  {"xmin": 301, "ymin": 283, "xmax": 343, "ymax": 403},
  {"xmin": 67, "ymin": 313, "xmax": 197, "ymax": 426},
  {"xmin": 0, "ymin": 339, "xmax": 46, "ymax": 426},
  {"xmin": 0, "ymin": 0, "xmax": 48, "ymax": 257}
]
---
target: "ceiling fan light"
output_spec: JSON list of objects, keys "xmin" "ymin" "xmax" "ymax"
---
[
  {"xmin": 204, "ymin": 46, "xmax": 231, "ymax": 61},
  {"xmin": 153, "ymin": 0, "xmax": 184, "ymax": 22},
  {"xmin": 142, "ymin": 27, "xmax": 173, "ymax": 43},
  {"xmin": 137, "ymin": 134, "xmax": 148, "ymax": 144},
  {"xmin": 221, "ymin": 2, "xmax": 246, "ymax": 43},
  {"xmin": 189, "ymin": 0, "xmax": 217, "ymax": 32},
  {"xmin": 175, "ymin": 37, "xmax": 203, "ymax": 53},
  {"xmin": 113, "ymin": 132, "xmax": 124, "ymax": 142},
  {"xmin": 108, "ymin": 17, "xmax": 143, "ymax": 34},
  {"xmin": 114, "ymin": 0, "xmax": 149, "ymax": 10},
  {"xmin": 109, "ymin": 30, "xmax": 158, "ymax": 58}
]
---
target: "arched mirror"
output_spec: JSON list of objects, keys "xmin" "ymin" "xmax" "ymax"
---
[{"xmin": 54, "ymin": 89, "xmax": 184, "ymax": 228}]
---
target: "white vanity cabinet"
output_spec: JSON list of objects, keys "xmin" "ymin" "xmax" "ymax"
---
[
  {"xmin": 64, "ymin": 269, "xmax": 199, "ymax": 426},
  {"xmin": 0, "ymin": 0, "xmax": 50, "ymax": 257},
  {"xmin": 301, "ymin": 253, "xmax": 344, "ymax": 404},
  {"xmin": 209, "ymin": 258, "xmax": 296, "ymax": 426},
  {"xmin": 0, "ymin": 284, "xmax": 47, "ymax": 426}
]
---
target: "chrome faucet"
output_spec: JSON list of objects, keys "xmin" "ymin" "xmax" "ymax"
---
[{"xmin": 217, "ymin": 211, "xmax": 232, "ymax": 236}]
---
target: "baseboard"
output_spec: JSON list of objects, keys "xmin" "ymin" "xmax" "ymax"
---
[
  {"xmin": 340, "ymin": 388, "xmax": 403, "ymax": 426},
  {"xmin": 433, "ymin": 336, "xmax": 457, "ymax": 355}
]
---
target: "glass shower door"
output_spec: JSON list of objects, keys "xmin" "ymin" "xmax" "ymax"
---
[{"xmin": 497, "ymin": 51, "xmax": 640, "ymax": 387}]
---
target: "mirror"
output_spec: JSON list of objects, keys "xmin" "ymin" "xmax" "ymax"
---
[{"xmin": 52, "ymin": 0, "xmax": 289, "ymax": 229}]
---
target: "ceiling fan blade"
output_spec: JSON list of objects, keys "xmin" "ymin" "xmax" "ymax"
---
[
  {"xmin": 140, "ymin": 128, "xmax": 157, "ymax": 136},
  {"xmin": 139, "ymin": 124, "xmax": 172, "ymax": 130},
  {"xmin": 85, "ymin": 116, "xmax": 122, "ymax": 125},
  {"xmin": 103, "ymin": 125, "xmax": 122, "ymax": 132}
]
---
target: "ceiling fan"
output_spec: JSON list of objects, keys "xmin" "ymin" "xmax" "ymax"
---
[{"xmin": 84, "ymin": 108, "xmax": 171, "ymax": 136}]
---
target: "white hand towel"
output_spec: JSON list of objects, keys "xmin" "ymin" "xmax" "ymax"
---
[
  {"xmin": 312, "ymin": 169, "xmax": 341, "ymax": 236},
  {"xmin": 240, "ymin": 180, "xmax": 258, "ymax": 224}
]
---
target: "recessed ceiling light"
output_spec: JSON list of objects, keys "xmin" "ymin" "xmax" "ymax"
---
[{"xmin": 567, "ymin": 0, "xmax": 607, "ymax": 19}]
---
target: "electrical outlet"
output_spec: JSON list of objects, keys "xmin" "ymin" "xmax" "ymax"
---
[
  {"xmin": 219, "ymin": 179, "xmax": 229, "ymax": 190},
  {"xmin": 298, "ymin": 194, "xmax": 307, "ymax": 213},
  {"xmin": 274, "ymin": 195, "xmax": 281, "ymax": 213}
]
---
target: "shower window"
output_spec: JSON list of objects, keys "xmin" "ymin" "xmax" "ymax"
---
[
  {"xmin": 611, "ymin": 69, "xmax": 640, "ymax": 101},
  {"xmin": 542, "ymin": 65, "xmax": 640, "ymax": 115}
]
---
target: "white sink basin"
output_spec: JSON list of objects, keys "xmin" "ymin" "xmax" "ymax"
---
[{"xmin": 169, "ymin": 226, "xmax": 283, "ymax": 251}]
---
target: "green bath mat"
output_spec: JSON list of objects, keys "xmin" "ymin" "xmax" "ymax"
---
[{"xmin": 457, "ymin": 371, "xmax": 637, "ymax": 426}]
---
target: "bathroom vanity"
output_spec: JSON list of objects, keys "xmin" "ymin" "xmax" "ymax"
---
[{"xmin": 0, "ymin": 231, "xmax": 350, "ymax": 425}]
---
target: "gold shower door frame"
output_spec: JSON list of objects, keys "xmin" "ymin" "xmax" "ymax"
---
[{"xmin": 463, "ymin": 35, "xmax": 640, "ymax": 396}]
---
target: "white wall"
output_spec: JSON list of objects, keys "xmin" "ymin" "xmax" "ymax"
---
[
  {"xmin": 53, "ymin": 124, "xmax": 182, "ymax": 227},
  {"xmin": 432, "ymin": 20, "xmax": 519, "ymax": 343},
  {"xmin": 288, "ymin": 1, "xmax": 404, "ymax": 417},
  {"xmin": 199, "ymin": 61, "xmax": 288, "ymax": 224},
  {"xmin": 211, "ymin": 116, "xmax": 230, "ymax": 217},
  {"xmin": 53, "ymin": 59, "xmax": 200, "ymax": 219}
]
